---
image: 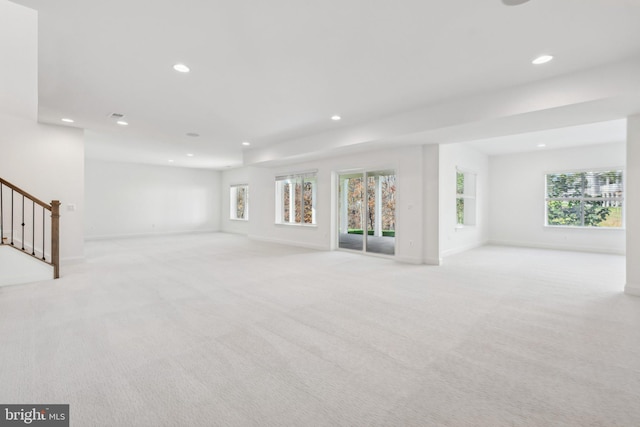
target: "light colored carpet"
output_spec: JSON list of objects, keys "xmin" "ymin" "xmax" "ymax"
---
[{"xmin": 1, "ymin": 233, "xmax": 639, "ymax": 426}]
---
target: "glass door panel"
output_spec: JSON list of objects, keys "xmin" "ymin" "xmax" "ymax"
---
[
  {"xmin": 366, "ymin": 171, "xmax": 396, "ymax": 255},
  {"xmin": 338, "ymin": 173, "xmax": 364, "ymax": 251}
]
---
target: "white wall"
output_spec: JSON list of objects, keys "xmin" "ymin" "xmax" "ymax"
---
[
  {"xmin": 0, "ymin": 0, "xmax": 37, "ymax": 120},
  {"xmin": 0, "ymin": 245, "xmax": 53, "ymax": 287},
  {"xmin": 247, "ymin": 146, "xmax": 425, "ymax": 264},
  {"xmin": 0, "ymin": 1, "xmax": 85, "ymax": 265},
  {"xmin": 625, "ymin": 116, "xmax": 640, "ymax": 295},
  {"xmin": 489, "ymin": 142, "xmax": 626, "ymax": 254},
  {"xmin": 423, "ymin": 144, "xmax": 440, "ymax": 264},
  {"xmin": 439, "ymin": 143, "xmax": 490, "ymax": 257},
  {"xmin": 85, "ymin": 160, "xmax": 221, "ymax": 239},
  {"xmin": 0, "ymin": 114, "xmax": 85, "ymax": 262},
  {"xmin": 220, "ymin": 167, "xmax": 250, "ymax": 235}
]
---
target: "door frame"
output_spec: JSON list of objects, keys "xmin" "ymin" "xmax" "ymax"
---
[{"xmin": 335, "ymin": 168, "xmax": 396, "ymax": 257}]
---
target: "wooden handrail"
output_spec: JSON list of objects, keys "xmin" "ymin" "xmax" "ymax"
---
[
  {"xmin": 0, "ymin": 177, "xmax": 59, "ymax": 280},
  {"xmin": 0, "ymin": 177, "xmax": 51, "ymax": 210}
]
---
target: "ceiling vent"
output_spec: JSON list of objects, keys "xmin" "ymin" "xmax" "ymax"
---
[{"xmin": 109, "ymin": 112, "xmax": 125, "ymax": 119}]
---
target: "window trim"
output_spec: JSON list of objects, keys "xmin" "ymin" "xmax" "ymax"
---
[
  {"xmin": 229, "ymin": 184, "xmax": 249, "ymax": 221},
  {"xmin": 275, "ymin": 171, "xmax": 318, "ymax": 226},
  {"xmin": 456, "ymin": 167, "xmax": 477, "ymax": 228},
  {"xmin": 544, "ymin": 167, "xmax": 624, "ymax": 229}
]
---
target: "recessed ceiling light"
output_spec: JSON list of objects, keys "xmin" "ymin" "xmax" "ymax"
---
[
  {"xmin": 186, "ymin": 132, "xmax": 199, "ymax": 137},
  {"xmin": 173, "ymin": 63, "xmax": 190, "ymax": 73},
  {"xmin": 532, "ymin": 55, "xmax": 553, "ymax": 65},
  {"xmin": 61, "ymin": 118, "xmax": 74, "ymax": 123},
  {"xmin": 116, "ymin": 120, "xmax": 128, "ymax": 126},
  {"xmin": 537, "ymin": 143, "xmax": 546, "ymax": 148},
  {"xmin": 186, "ymin": 153, "xmax": 194, "ymax": 157},
  {"xmin": 242, "ymin": 141, "xmax": 251, "ymax": 146},
  {"xmin": 168, "ymin": 159, "xmax": 174, "ymax": 163},
  {"xmin": 331, "ymin": 115, "xmax": 341, "ymax": 121}
]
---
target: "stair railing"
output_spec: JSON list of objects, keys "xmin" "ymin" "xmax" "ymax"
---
[{"xmin": 0, "ymin": 177, "xmax": 60, "ymax": 279}]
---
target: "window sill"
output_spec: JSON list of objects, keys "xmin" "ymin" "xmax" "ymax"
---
[
  {"xmin": 543, "ymin": 225, "xmax": 625, "ymax": 230},
  {"xmin": 229, "ymin": 218, "xmax": 248, "ymax": 222},
  {"xmin": 455, "ymin": 224, "xmax": 475, "ymax": 230},
  {"xmin": 275, "ymin": 223, "xmax": 317, "ymax": 228}
]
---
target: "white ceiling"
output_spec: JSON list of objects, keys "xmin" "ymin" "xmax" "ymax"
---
[
  {"xmin": 10, "ymin": 0, "xmax": 640, "ymax": 168},
  {"xmin": 464, "ymin": 119, "xmax": 627, "ymax": 156}
]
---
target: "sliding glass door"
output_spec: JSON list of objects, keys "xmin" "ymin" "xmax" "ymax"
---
[
  {"xmin": 338, "ymin": 173, "xmax": 365, "ymax": 251},
  {"xmin": 338, "ymin": 170, "xmax": 396, "ymax": 255}
]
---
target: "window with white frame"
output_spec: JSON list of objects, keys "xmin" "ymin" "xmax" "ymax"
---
[
  {"xmin": 275, "ymin": 172, "xmax": 317, "ymax": 225},
  {"xmin": 230, "ymin": 184, "xmax": 248, "ymax": 220},
  {"xmin": 545, "ymin": 170, "xmax": 623, "ymax": 228},
  {"xmin": 456, "ymin": 169, "xmax": 476, "ymax": 226}
]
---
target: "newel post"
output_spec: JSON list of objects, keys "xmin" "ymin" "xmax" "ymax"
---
[{"xmin": 51, "ymin": 200, "xmax": 60, "ymax": 279}]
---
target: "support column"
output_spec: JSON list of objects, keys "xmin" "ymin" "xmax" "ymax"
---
[
  {"xmin": 423, "ymin": 144, "xmax": 441, "ymax": 265},
  {"xmin": 375, "ymin": 175, "xmax": 382, "ymax": 237},
  {"xmin": 340, "ymin": 179, "xmax": 348, "ymax": 233},
  {"xmin": 626, "ymin": 115, "xmax": 640, "ymax": 296}
]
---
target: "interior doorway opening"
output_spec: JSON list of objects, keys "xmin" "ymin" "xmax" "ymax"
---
[{"xmin": 338, "ymin": 170, "xmax": 396, "ymax": 255}]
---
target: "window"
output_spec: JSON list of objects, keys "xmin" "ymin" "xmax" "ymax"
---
[
  {"xmin": 546, "ymin": 170, "xmax": 623, "ymax": 228},
  {"xmin": 230, "ymin": 184, "xmax": 248, "ymax": 220},
  {"xmin": 275, "ymin": 172, "xmax": 317, "ymax": 225},
  {"xmin": 456, "ymin": 169, "xmax": 476, "ymax": 226}
]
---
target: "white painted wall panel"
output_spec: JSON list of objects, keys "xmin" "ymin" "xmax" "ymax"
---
[
  {"xmin": 0, "ymin": 115, "xmax": 84, "ymax": 262},
  {"xmin": 85, "ymin": 160, "xmax": 220, "ymax": 239},
  {"xmin": 247, "ymin": 146, "xmax": 425, "ymax": 264},
  {"xmin": 439, "ymin": 143, "xmax": 490, "ymax": 257},
  {"xmin": 0, "ymin": 0, "xmax": 37, "ymax": 120},
  {"xmin": 489, "ymin": 142, "xmax": 625, "ymax": 254},
  {"xmin": 625, "ymin": 116, "xmax": 640, "ymax": 294}
]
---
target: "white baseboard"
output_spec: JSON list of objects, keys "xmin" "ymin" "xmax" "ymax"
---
[
  {"xmin": 395, "ymin": 255, "xmax": 423, "ymax": 265},
  {"xmin": 441, "ymin": 241, "xmax": 487, "ymax": 258},
  {"xmin": 488, "ymin": 239, "xmax": 625, "ymax": 256},
  {"xmin": 624, "ymin": 283, "xmax": 640, "ymax": 297},
  {"xmin": 220, "ymin": 230, "xmax": 249, "ymax": 236},
  {"xmin": 62, "ymin": 256, "xmax": 85, "ymax": 265},
  {"xmin": 85, "ymin": 229, "xmax": 220, "ymax": 241},
  {"xmin": 249, "ymin": 235, "xmax": 326, "ymax": 251}
]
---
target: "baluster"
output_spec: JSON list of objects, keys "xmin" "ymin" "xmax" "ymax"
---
[
  {"xmin": 21, "ymin": 195, "xmax": 25, "ymax": 250},
  {"xmin": 11, "ymin": 189, "xmax": 14, "ymax": 246},
  {"xmin": 32, "ymin": 200, "xmax": 35, "ymax": 255},
  {"xmin": 42, "ymin": 206, "xmax": 46, "ymax": 261},
  {"xmin": 0, "ymin": 178, "xmax": 59, "ymax": 279}
]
